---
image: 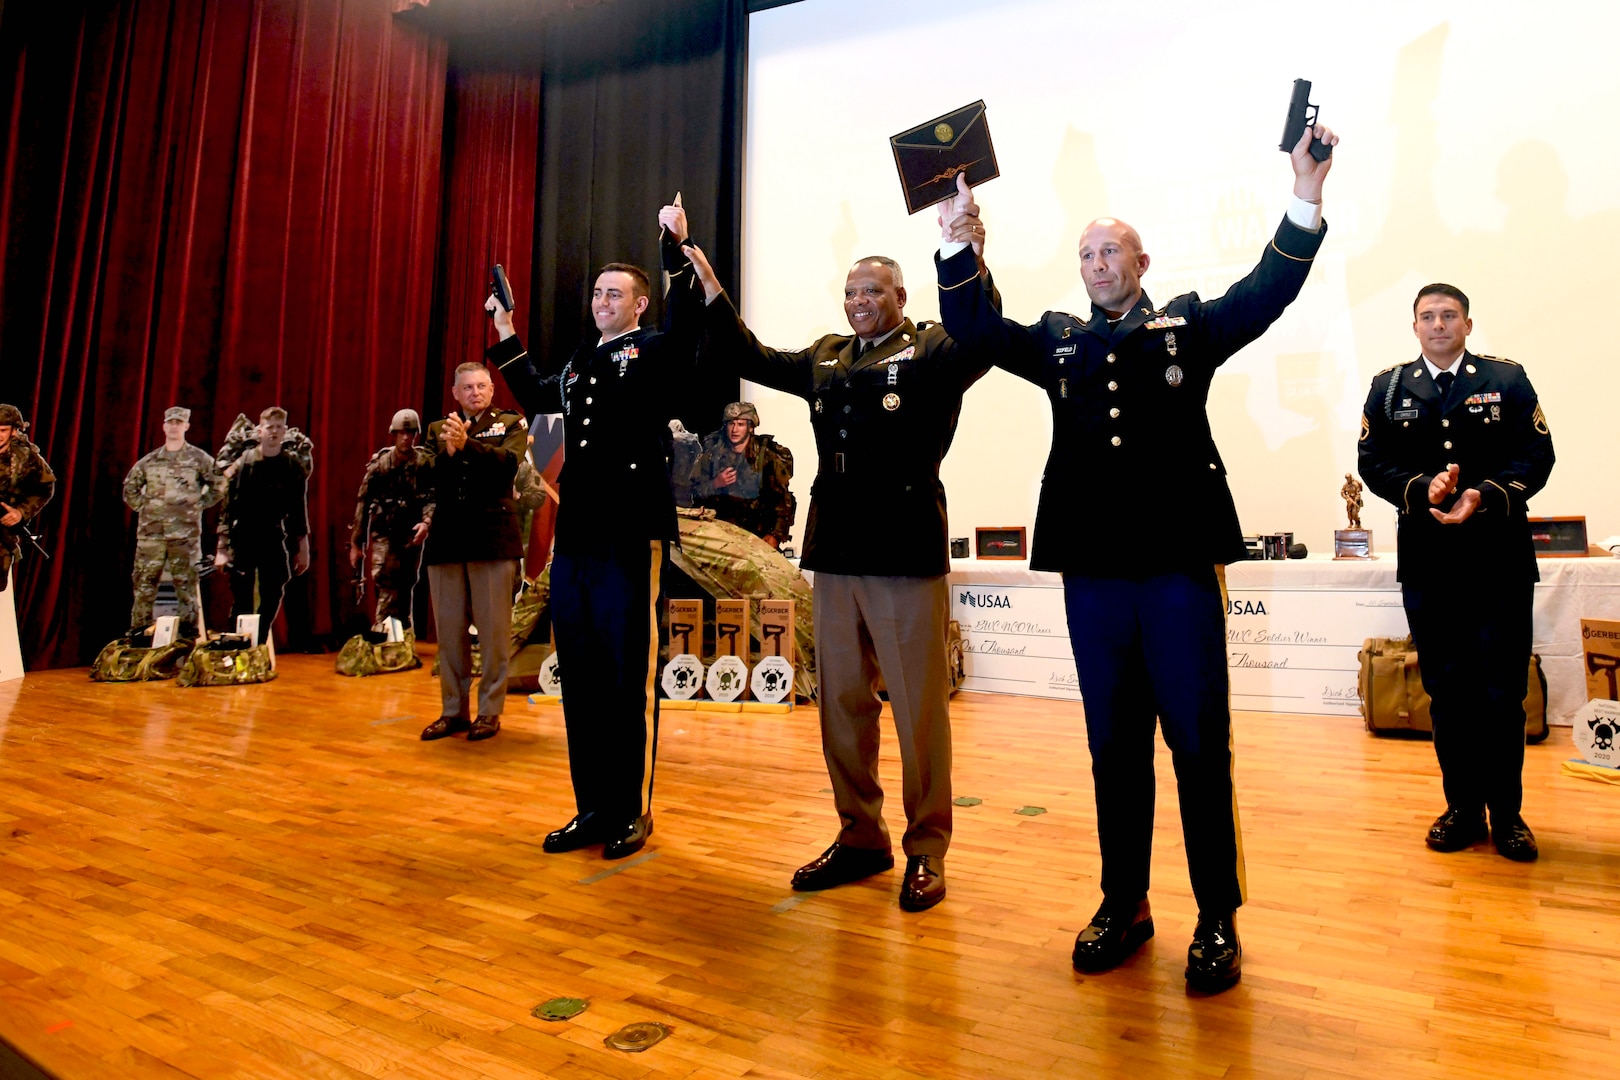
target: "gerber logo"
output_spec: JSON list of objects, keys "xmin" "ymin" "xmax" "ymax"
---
[
  {"xmin": 1583, "ymin": 626, "xmax": 1620, "ymax": 641},
  {"xmin": 1227, "ymin": 599, "xmax": 1268, "ymax": 616},
  {"xmin": 959, "ymin": 591, "xmax": 1012, "ymax": 609}
]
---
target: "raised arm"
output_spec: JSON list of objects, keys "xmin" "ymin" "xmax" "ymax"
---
[
  {"xmin": 681, "ymin": 243, "xmax": 817, "ymax": 398},
  {"xmin": 934, "ymin": 176, "xmax": 1044, "ymax": 385}
]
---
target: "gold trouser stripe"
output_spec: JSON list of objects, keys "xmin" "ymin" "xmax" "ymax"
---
[
  {"xmin": 638, "ymin": 540, "xmax": 662, "ymax": 816},
  {"xmin": 1216, "ymin": 563, "xmax": 1248, "ymax": 905},
  {"xmin": 1268, "ymin": 239, "xmax": 1315, "ymax": 262}
]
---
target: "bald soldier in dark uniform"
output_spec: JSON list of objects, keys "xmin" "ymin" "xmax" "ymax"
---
[
  {"xmin": 679, "ymin": 234, "xmax": 995, "ymax": 913},
  {"xmin": 1358, "ymin": 283, "xmax": 1554, "ymax": 862},
  {"xmin": 420, "ymin": 364, "xmax": 529, "ymax": 744},
  {"xmin": 483, "ymin": 200, "xmax": 702, "ymax": 861},
  {"xmin": 935, "ymin": 123, "xmax": 1337, "ymax": 991}
]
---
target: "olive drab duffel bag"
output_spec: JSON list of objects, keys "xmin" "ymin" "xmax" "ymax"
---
[
  {"xmin": 89, "ymin": 638, "xmax": 194, "ymax": 682},
  {"xmin": 1357, "ymin": 636, "xmax": 1549, "ymax": 744},
  {"xmin": 335, "ymin": 629, "xmax": 421, "ymax": 677},
  {"xmin": 177, "ymin": 638, "xmax": 277, "ymax": 686}
]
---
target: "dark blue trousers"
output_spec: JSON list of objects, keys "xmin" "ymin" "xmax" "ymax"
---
[
  {"xmin": 550, "ymin": 540, "xmax": 663, "ymax": 821},
  {"xmin": 1402, "ymin": 580, "xmax": 1533, "ymax": 818},
  {"xmin": 1063, "ymin": 567, "xmax": 1245, "ymax": 915}
]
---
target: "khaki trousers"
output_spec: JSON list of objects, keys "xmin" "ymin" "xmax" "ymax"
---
[{"xmin": 813, "ymin": 572, "xmax": 952, "ymax": 857}]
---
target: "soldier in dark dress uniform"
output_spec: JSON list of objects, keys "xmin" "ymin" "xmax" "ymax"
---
[
  {"xmin": 420, "ymin": 368, "xmax": 529, "ymax": 744},
  {"xmin": 935, "ymin": 125, "xmax": 1337, "ymax": 990},
  {"xmin": 679, "ymin": 232, "xmax": 995, "ymax": 913},
  {"xmin": 483, "ymin": 200, "xmax": 702, "ymax": 861},
  {"xmin": 1358, "ymin": 283, "xmax": 1554, "ymax": 862}
]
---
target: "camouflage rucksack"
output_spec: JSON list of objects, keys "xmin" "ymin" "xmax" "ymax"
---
[
  {"xmin": 335, "ymin": 629, "xmax": 421, "ymax": 676},
  {"xmin": 89, "ymin": 639, "xmax": 193, "ymax": 682},
  {"xmin": 178, "ymin": 639, "xmax": 277, "ymax": 686}
]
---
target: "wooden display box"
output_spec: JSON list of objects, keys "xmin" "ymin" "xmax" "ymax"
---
[{"xmin": 975, "ymin": 526, "xmax": 1027, "ymax": 560}]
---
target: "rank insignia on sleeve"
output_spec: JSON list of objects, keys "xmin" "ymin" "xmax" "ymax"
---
[
  {"xmin": 1144, "ymin": 315, "xmax": 1187, "ymax": 330},
  {"xmin": 1360, "ymin": 415, "xmax": 1370, "ymax": 441},
  {"xmin": 1533, "ymin": 405, "xmax": 1550, "ymax": 434}
]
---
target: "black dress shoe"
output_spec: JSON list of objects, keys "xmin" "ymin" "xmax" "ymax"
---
[
  {"xmin": 1072, "ymin": 900, "xmax": 1154, "ymax": 973},
  {"xmin": 898, "ymin": 855, "xmax": 946, "ymax": 912},
  {"xmin": 1491, "ymin": 814, "xmax": 1538, "ymax": 862},
  {"xmin": 790, "ymin": 842, "xmax": 895, "ymax": 892},
  {"xmin": 421, "ymin": 715, "xmax": 471, "ymax": 740},
  {"xmin": 543, "ymin": 813, "xmax": 607, "ymax": 853},
  {"xmin": 603, "ymin": 814, "xmax": 653, "ymax": 859},
  {"xmin": 1185, "ymin": 912, "xmax": 1242, "ymax": 993},
  {"xmin": 467, "ymin": 714, "xmax": 501, "ymax": 741},
  {"xmin": 1426, "ymin": 807, "xmax": 1488, "ymax": 852}
]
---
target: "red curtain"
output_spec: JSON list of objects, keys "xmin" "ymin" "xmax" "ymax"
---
[
  {"xmin": 0, "ymin": 0, "xmax": 447, "ymax": 667},
  {"xmin": 433, "ymin": 54, "xmax": 557, "ymax": 575}
]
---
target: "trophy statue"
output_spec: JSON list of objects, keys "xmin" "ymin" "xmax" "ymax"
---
[{"xmin": 1334, "ymin": 473, "xmax": 1372, "ymax": 559}]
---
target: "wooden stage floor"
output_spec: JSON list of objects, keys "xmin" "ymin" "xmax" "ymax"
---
[{"xmin": 1, "ymin": 656, "xmax": 1616, "ymax": 1079}]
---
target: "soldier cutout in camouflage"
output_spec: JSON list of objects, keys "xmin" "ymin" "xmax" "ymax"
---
[
  {"xmin": 0, "ymin": 403, "xmax": 56, "ymax": 593},
  {"xmin": 349, "ymin": 409, "xmax": 434, "ymax": 630},
  {"xmin": 123, "ymin": 407, "xmax": 224, "ymax": 635}
]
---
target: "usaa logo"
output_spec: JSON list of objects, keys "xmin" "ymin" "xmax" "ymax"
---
[
  {"xmin": 1227, "ymin": 598, "xmax": 1268, "ymax": 616},
  {"xmin": 959, "ymin": 591, "xmax": 1012, "ymax": 609}
]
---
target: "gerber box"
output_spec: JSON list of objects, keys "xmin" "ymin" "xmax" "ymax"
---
[
  {"xmin": 1582, "ymin": 618, "xmax": 1620, "ymax": 701},
  {"xmin": 758, "ymin": 599, "xmax": 795, "ymax": 664},
  {"xmin": 667, "ymin": 598, "xmax": 702, "ymax": 657},
  {"xmin": 715, "ymin": 599, "xmax": 750, "ymax": 660}
]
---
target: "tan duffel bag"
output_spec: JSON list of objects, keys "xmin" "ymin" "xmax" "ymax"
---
[{"xmin": 1357, "ymin": 636, "xmax": 1548, "ymax": 744}]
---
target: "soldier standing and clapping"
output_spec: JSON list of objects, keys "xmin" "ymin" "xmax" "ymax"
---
[
  {"xmin": 122, "ymin": 407, "xmax": 224, "ymax": 638},
  {"xmin": 349, "ymin": 409, "xmax": 434, "ymax": 631}
]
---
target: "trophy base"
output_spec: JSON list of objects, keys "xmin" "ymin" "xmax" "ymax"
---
[{"xmin": 1334, "ymin": 529, "xmax": 1374, "ymax": 560}]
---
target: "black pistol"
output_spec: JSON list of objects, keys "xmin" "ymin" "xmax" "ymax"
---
[
  {"xmin": 489, "ymin": 263, "xmax": 515, "ymax": 315},
  {"xmin": 1279, "ymin": 78, "xmax": 1332, "ymax": 162}
]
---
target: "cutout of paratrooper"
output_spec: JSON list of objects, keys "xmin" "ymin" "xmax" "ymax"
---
[
  {"xmin": 349, "ymin": 409, "xmax": 433, "ymax": 630},
  {"xmin": 122, "ymin": 406, "xmax": 224, "ymax": 638},
  {"xmin": 0, "ymin": 403, "xmax": 56, "ymax": 593}
]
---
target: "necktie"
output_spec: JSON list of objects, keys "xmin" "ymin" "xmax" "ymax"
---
[{"xmin": 1435, "ymin": 370, "xmax": 1455, "ymax": 397}]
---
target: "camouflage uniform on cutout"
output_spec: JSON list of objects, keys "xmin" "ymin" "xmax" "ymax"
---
[
  {"xmin": 123, "ymin": 406, "xmax": 224, "ymax": 633},
  {"xmin": 0, "ymin": 403, "xmax": 55, "ymax": 593},
  {"xmin": 350, "ymin": 409, "xmax": 434, "ymax": 629},
  {"xmin": 689, "ymin": 402, "xmax": 796, "ymax": 547}
]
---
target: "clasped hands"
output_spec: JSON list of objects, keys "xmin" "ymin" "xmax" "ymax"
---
[{"xmin": 1428, "ymin": 463, "xmax": 1480, "ymax": 524}]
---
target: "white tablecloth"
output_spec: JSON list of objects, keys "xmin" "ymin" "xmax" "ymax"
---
[{"xmin": 943, "ymin": 554, "xmax": 1620, "ymax": 725}]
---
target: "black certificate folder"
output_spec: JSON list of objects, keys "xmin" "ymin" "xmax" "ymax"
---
[{"xmin": 890, "ymin": 100, "xmax": 1000, "ymax": 215}]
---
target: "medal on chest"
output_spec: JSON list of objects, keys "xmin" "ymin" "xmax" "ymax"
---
[
  {"xmin": 1165, "ymin": 365, "xmax": 1184, "ymax": 387},
  {"xmin": 610, "ymin": 343, "xmax": 639, "ymax": 376}
]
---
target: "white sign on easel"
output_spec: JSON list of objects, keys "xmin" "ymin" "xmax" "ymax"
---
[
  {"xmin": 0, "ymin": 588, "xmax": 23, "ymax": 683},
  {"xmin": 151, "ymin": 616, "xmax": 179, "ymax": 648},
  {"xmin": 705, "ymin": 654, "xmax": 748, "ymax": 702},
  {"xmin": 661, "ymin": 654, "xmax": 705, "ymax": 700}
]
